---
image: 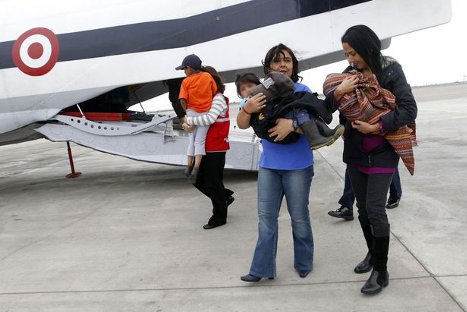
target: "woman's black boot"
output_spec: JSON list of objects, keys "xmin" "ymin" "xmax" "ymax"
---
[
  {"xmin": 354, "ymin": 224, "xmax": 373, "ymax": 273},
  {"xmin": 361, "ymin": 236, "xmax": 390, "ymax": 295},
  {"xmin": 360, "ymin": 269, "xmax": 389, "ymax": 294},
  {"xmin": 354, "ymin": 252, "xmax": 372, "ymax": 273}
]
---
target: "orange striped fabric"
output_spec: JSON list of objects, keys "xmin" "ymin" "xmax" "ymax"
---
[{"xmin": 323, "ymin": 70, "xmax": 416, "ymax": 175}]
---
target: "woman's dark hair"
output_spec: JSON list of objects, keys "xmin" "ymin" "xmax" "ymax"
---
[
  {"xmin": 341, "ymin": 25, "xmax": 383, "ymax": 74},
  {"xmin": 201, "ymin": 65, "xmax": 225, "ymax": 93},
  {"xmin": 263, "ymin": 43, "xmax": 301, "ymax": 82},
  {"xmin": 234, "ymin": 72, "xmax": 261, "ymax": 97}
]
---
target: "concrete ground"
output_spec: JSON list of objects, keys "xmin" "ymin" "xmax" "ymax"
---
[{"xmin": 0, "ymin": 83, "xmax": 466, "ymax": 311}]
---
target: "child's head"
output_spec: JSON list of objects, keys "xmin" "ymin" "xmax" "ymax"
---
[
  {"xmin": 235, "ymin": 73, "xmax": 261, "ymax": 98},
  {"xmin": 175, "ymin": 54, "xmax": 202, "ymax": 76}
]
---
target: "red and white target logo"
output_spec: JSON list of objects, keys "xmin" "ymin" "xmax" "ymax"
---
[{"xmin": 12, "ymin": 27, "xmax": 60, "ymax": 76}]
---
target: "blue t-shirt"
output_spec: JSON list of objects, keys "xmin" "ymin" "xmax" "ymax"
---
[{"xmin": 259, "ymin": 82, "xmax": 314, "ymax": 170}]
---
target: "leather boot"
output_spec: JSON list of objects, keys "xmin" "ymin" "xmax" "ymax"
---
[
  {"xmin": 361, "ymin": 269, "xmax": 389, "ymax": 294},
  {"xmin": 315, "ymin": 118, "xmax": 345, "ymax": 139},
  {"xmin": 361, "ymin": 235, "xmax": 390, "ymax": 294},
  {"xmin": 354, "ymin": 252, "xmax": 372, "ymax": 273},
  {"xmin": 300, "ymin": 119, "xmax": 335, "ymax": 150},
  {"xmin": 354, "ymin": 224, "xmax": 373, "ymax": 273},
  {"xmin": 373, "ymin": 236, "xmax": 390, "ymax": 272}
]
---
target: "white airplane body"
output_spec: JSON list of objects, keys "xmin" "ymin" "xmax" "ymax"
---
[{"xmin": 0, "ymin": 0, "xmax": 451, "ymax": 170}]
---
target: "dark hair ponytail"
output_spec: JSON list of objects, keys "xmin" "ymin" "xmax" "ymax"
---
[{"xmin": 201, "ymin": 66, "xmax": 225, "ymax": 93}]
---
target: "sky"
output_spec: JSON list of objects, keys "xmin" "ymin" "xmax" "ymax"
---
[{"xmin": 137, "ymin": 0, "xmax": 466, "ymax": 111}]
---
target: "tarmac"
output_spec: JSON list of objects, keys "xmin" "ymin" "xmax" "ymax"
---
[{"xmin": 0, "ymin": 83, "xmax": 466, "ymax": 312}]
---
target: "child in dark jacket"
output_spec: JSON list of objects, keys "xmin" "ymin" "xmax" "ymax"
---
[{"xmin": 235, "ymin": 72, "xmax": 343, "ymax": 149}]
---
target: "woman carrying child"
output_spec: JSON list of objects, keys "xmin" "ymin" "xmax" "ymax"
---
[
  {"xmin": 237, "ymin": 44, "xmax": 320, "ymax": 282},
  {"xmin": 324, "ymin": 25, "xmax": 417, "ymax": 295},
  {"xmin": 182, "ymin": 66, "xmax": 234, "ymax": 230}
]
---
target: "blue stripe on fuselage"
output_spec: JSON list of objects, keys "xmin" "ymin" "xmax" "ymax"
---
[{"xmin": 0, "ymin": 0, "xmax": 371, "ymax": 69}]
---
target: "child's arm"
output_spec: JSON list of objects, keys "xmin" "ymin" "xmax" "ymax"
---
[
  {"xmin": 186, "ymin": 94, "xmax": 225, "ymax": 126},
  {"xmin": 178, "ymin": 78, "xmax": 189, "ymax": 110},
  {"xmin": 237, "ymin": 94, "xmax": 266, "ymax": 129}
]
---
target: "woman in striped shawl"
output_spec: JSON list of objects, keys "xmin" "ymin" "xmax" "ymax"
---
[{"xmin": 324, "ymin": 25, "xmax": 417, "ymax": 295}]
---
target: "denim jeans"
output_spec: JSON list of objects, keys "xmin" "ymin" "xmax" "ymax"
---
[
  {"xmin": 338, "ymin": 166, "xmax": 355, "ymax": 209},
  {"xmin": 389, "ymin": 168, "xmax": 402, "ymax": 200},
  {"xmin": 249, "ymin": 165, "xmax": 314, "ymax": 278}
]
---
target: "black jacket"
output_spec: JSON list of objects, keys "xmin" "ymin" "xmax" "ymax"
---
[
  {"xmin": 250, "ymin": 91, "xmax": 332, "ymax": 144},
  {"xmin": 326, "ymin": 57, "xmax": 417, "ymax": 168}
]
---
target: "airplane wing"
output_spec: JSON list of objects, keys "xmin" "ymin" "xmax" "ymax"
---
[{"xmin": 0, "ymin": 0, "xmax": 451, "ymax": 169}]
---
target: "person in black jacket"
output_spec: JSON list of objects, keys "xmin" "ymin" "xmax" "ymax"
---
[{"xmin": 325, "ymin": 25, "xmax": 417, "ymax": 295}]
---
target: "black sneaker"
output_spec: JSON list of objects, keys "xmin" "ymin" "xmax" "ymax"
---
[
  {"xmin": 386, "ymin": 198, "xmax": 400, "ymax": 209},
  {"xmin": 328, "ymin": 206, "xmax": 354, "ymax": 221}
]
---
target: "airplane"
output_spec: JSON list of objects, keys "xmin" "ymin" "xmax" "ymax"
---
[{"xmin": 0, "ymin": 0, "xmax": 452, "ymax": 174}]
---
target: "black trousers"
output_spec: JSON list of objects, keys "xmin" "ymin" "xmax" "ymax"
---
[
  {"xmin": 193, "ymin": 152, "xmax": 233, "ymax": 226},
  {"xmin": 339, "ymin": 166, "xmax": 356, "ymax": 209},
  {"xmin": 340, "ymin": 166, "xmax": 402, "ymax": 209},
  {"xmin": 348, "ymin": 166, "xmax": 392, "ymax": 237}
]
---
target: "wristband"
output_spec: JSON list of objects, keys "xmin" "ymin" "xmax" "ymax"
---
[
  {"xmin": 292, "ymin": 118, "xmax": 299, "ymax": 131},
  {"xmin": 242, "ymin": 107, "xmax": 252, "ymax": 115}
]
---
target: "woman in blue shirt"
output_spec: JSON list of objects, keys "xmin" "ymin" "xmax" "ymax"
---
[{"xmin": 237, "ymin": 43, "xmax": 314, "ymax": 281}]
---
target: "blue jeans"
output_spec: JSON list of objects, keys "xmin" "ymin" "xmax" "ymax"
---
[{"xmin": 249, "ymin": 166, "xmax": 314, "ymax": 278}]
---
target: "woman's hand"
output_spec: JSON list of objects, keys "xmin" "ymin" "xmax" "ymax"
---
[
  {"xmin": 268, "ymin": 118, "xmax": 294, "ymax": 142},
  {"xmin": 243, "ymin": 93, "xmax": 266, "ymax": 114},
  {"xmin": 334, "ymin": 75, "xmax": 359, "ymax": 101},
  {"xmin": 351, "ymin": 120, "xmax": 379, "ymax": 134},
  {"xmin": 182, "ymin": 122, "xmax": 194, "ymax": 133}
]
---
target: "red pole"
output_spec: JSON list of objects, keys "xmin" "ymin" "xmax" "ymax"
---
[{"xmin": 66, "ymin": 141, "xmax": 82, "ymax": 178}]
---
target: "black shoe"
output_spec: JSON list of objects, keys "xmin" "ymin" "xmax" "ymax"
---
[
  {"xmin": 361, "ymin": 270, "xmax": 389, "ymax": 295},
  {"xmin": 354, "ymin": 252, "xmax": 373, "ymax": 274},
  {"xmin": 297, "ymin": 270, "xmax": 311, "ymax": 278},
  {"xmin": 240, "ymin": 274, "xmax": 274, "ymax": 282},
  {"xmin": 386, "ymin": 198, "xmax": 400, "ymax": 209},
  {"xmin": 328, "ymin": 206, "xmax": 354, "ymax": 221},
  {"xmin": 203, "ymin": 223, "xmax": 225, "ymax": 230},
  {"xmin": 240, "ymin": 274, "xmax": 261, "ymax": 282},
  {"xmin": 226, "ymin": 196, "xmax": 235, "ymax": 207}
]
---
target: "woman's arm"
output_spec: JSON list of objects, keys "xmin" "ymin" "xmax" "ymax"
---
[
  {"xmin": 380, "ymin": 63, "xmax": 417, "ymax": 131},
  {"xmin": 236, "ymin": 93, "xmax": 266, "ymax": 129},
  {"xmin": 185, "ymin": 94, "xmax": 226, "ymax": 126}
]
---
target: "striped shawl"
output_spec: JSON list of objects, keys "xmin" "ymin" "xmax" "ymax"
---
[{"xmin": 323, "ymin": 71, "xmax": 416, "ymax": 175}]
